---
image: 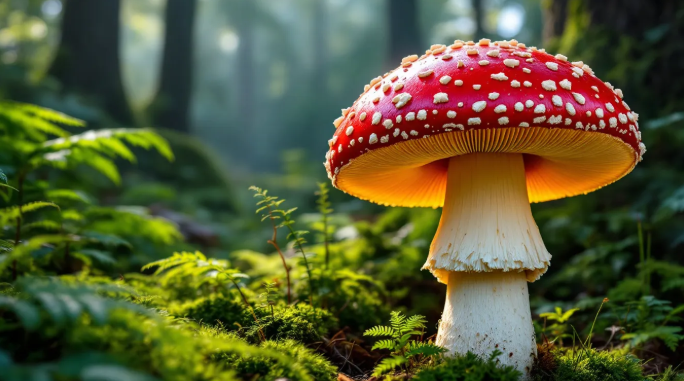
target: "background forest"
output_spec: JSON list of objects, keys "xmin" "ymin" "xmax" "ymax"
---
[{"xmin": 1, "ymin": 0, "xmax": 684, "ymax": 380}]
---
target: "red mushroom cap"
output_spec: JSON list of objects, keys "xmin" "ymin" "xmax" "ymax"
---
[{"xmin": 325, "ymin": 39, "xmax": 644, "ymax": 207}]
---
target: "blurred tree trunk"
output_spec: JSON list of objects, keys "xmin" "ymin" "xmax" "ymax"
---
[
  {"xmin": 49, "ymin": 0, "xmax": 133, "ymax": 124},
  {"xmin": 543, "ymin": 0, "xmax": 568, "ymax": 42},
  {"xmin": 472, "ymin": 0, "xmax": 486, "ymax": 39},
  {"xmin": 387, "ymin": 0, "xmax": 421, "ymax": 67},
  {"xmin": 235, "ymin": 0, "xmax": 254, "ymax": 135},
  {"xmin": 147, "ymin": 0, "xmax": 197, "ymax": 133}
]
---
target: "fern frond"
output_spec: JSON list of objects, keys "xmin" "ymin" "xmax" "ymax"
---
[
  {"xmin": 371, "ymin": 339, "xmax": 396, "ymax": 351},
  {"xmin": 405, "ymin": 341, "xmax": 447, "ymax": 358},
  {"xmin": 364, "ymin": 325, "xmax": 394, "ymax": 337},
  {"xmin": 372, "ymin": 355, "xmax": 407, "ymax": 377},
  {"xmin": 0, "ymin": 201, "xmax": 59, "ymax": 225}
]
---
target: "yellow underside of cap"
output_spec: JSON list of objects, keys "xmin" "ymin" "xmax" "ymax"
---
[{"xmin": 335, "ymin": 127, "xmax": 638, "ymax": 207}]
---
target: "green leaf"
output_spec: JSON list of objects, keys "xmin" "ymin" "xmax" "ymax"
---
[
  {"xmin": 364, "ymin": 325, "xmax": 394, "ymax": 337},
  {"xmin": 372, "ymin": 356, "xmax": 407, "ymax": 376}
]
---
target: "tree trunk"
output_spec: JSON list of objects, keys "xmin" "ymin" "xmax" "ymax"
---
[
  {"xmin": 49, "ymin": 0, "xmax": 133, "ymax": 124},
  {"xmin": 235, "ymin": 0, "xmax": 255, "ymax": 136},
  {"xmin": 387, "ymin": 0, "xmax": 422, "ymax": 67},
  {"xmin": 472, "ymin": 0, "xmax": 486, "ymax": 39},
  {"xmin": 543, "ymin": 0, "xmax": 568, "ymax": 42},
  {"xmin": 147, "ymin": 0, "xmax": 197, "ymax": 133}
]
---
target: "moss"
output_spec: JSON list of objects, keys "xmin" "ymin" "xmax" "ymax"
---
[
  {"xmin": 412, "ymin": 352, "xmax": 521, "ymax": 381},
  {"xmin": 221, "ymin": 339, "xmax": 337, "ymax": 381},
  {"xmin": 64, "ymin": 311, "xmax": 238, "ymax": 381},
  {"xmin": 245, "ymin": 303, "xmax": 338, "ymax": 343},
  {"xmin": 168, "ymin": 294, "xmax": 252, "ymax": 329},
  {"xmin": 532, "ymin": 347, "xmax": 646, "ymax": 381}
]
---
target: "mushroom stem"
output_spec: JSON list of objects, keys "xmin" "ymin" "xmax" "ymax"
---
[
  {"xmin": 438, "ymin": 271, "xmax": 535, "ymax": 376},
  {"xmin": 425, "ymin": 153, "xmax": 550, "ymax": 377}
]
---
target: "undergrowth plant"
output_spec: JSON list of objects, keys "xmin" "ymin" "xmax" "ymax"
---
[{"xmin": 365, "ymin": 311, "xmax": 446, "ymax": 378}]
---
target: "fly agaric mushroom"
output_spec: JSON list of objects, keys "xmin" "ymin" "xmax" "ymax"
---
[{"xmin": 324, "ymin": 39, "xmax": 644, "ymax": 376}]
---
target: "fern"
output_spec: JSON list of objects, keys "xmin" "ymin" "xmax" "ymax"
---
[
  {"xmin": 373, "ymin": 356, "xmax": 407, "ymax": 377},
  {"xmin": 314, "ymin": 182, "xmax": 333, "ymax": 269},
  {"xmin": 364, "ymin": 311, "xmax": 445, "ymax": 377},
  {"xmin": 0, "ymin": 201, "xmax": 59, "ymax": 225}
]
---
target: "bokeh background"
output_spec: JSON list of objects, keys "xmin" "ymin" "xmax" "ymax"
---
[{"xmin": 2, "ymin": 0, "xmax": 684, "ymax": 374}]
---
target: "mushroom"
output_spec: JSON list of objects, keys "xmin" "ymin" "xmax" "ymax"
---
[{"xmin": 324, "ymin": 39, "xmax": 645, "ymax": 376}]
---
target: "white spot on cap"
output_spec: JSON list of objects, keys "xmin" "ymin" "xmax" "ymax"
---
[
  {"xmin": 383, "ymin": 119, "xmax": 393, "ymax": 129},
  {"xmin": 595, "ymin": 108, "xmax": 604, "ymax": 118},
  {"xmin": 447, "ymin": 111, "xmax": 457, "ymax": 118},
  {"xmin": 358, "ymin": 137, "xmax": 363, "ymax": 143},
  {"xmin": 599, "ymin": 120, "xmax": 606, "ymax": 129},
  {"xmin": 523, "ymin": 81, "xmax": 532, "ymax": 87},
  {"xmin": 338, "ymin": 145, "xmax": 342, "ymax": 153},
  {"xmin": 487, "ymin": 50, "xmax": 500, "ymax": 57},
  {"xmin": 575, "ymin": 122, "xmax": 583, "ymax": 129},
  {"xmin": 473, "ymin": 84, "xmax": 482, "ymax": 90},
  {"xmin": 572, "ymin": 92, "xmax": 586, "ymax": 105},
  {"xmin": 616, "ymin": 89, "xmax": 624, "ymax": 99},
  {"xmin": 511, "ymin": 80, "xmax": 521, "ymax": 88},
  {"xmin": 443, "ymin": 123, "xmax": 457, "ymax": 129},
  {"xmin": 565, "ymin": 103, "xmax": 576, "ymax": 116},
  {"xmin": 394, "ymin": 82, "xmax": 404, "ymax": 91},
  {"xmin": 494, "ymin": 105, "xmax": 507, "ymax": 113},
  {"xmin": 401, "ymin": 131, "xmax": 408, "ymax": 139},
  {"xmin": 439, "ymin": 75, "xmax": 452, "ymax": 85},
  {"xmin": 381, "ymin": 83, "xmax": 391, "ymax": 93},
  {"xmin": 417, "ymin": 110, "xmax": 427, "ymax": 120},
  {"xmin": 380, "ymin": 135, "xmax": 389, "ymax": 143},
  {"xmin": 542, "ymin": 80, "xmax": 557, "ymax": 91},
  {"xmin": 534, "ymin": 104, "xmax": 546, "ymax": 114},
  {"xmin": 345, "ymin": 126, "xmax": 354, "ymax": 136},
  {"xmin": 488, "ymin": 92, "xmax": 500, "ymax": 100},
  {"xmin": 418, "ymin": 70, "xmax": 434, "ymax": 78},
  {"xmin": 586, "ymin": 111, "xmax": 592, "ymax": 117},
  {"xmin": 454, "ymin": 79, "xmax": 464, "ymax": 86},
  {"xmin": 514, "ymin": 102, "xmax": 524, "ymax": 112},
  {"xmin": 432, "ymin": 110, "xmax": 438, "ymax": 115},
  {"xmin": 546, "ymin": 62, "xmax": 558, "ymax": 71},
  {"xmin": 619, "ymin": 113, "xmax": 628, "ymax": 124},
  {"xmin": 479, "ymin": 60, "xmax": 490, "ymax": 66},
  {"xmin": 525, "ymin": 100, "xmax": 534, "ymax": 108},
  {"xmin": 552, "ymin": 95, "xmax": 562, "ymax": 107},
  {"xmin": 410, "ymin": 130, "xmax": 419, "ymax": 136},
  {"xmin": 523, "ymin": 68, "xmax": 531, "ymax": 73},
  {"xmin": 555, "ymin": 54, "xmax": 568, "ymax": 61},
  {"xmin": 393, "ymin": 128, "xmax": 400, "ymax": 137},
  {"xmin": 548, "ymin": 115, "xmax": 562, "ymax": 124},
  {"xmin": 396, "ymin": 115, "xmax": 402, "ymax": 123},
  {"xmin": 406, "ymin": 112, "xmax": 415, "ymax": 121},
  {"xmin": 491, "ymin": 73, "xmax": 508, "ymax": 81},
  {"xmin": 572, "ymin": 67, "xmax": 583, "ymax": 77},
  {"xmin": 368, "ymin": 133, "xmax": 378, "ymax": 144},
  {"xmin": 609, "ymin": 117, "xmax": 617, "ymax": 128},
  {"xmin": 533, "ymin": 116, "xmax": 546, "ymax": 123},
  {"xmin": 458, "ymin": 102, "xmax": 464, "ymax": 107},
  {"xmin": 359, "ymin": 112, "xmax": 367, "ymax": 121},
  {"xmin": 504, "ymin": 59, "xmax": 520, "ymax": 68},
  {"xmin": 434, "ymin": 93, "xmax": 449, "ymax": 104},
  {"xmin": 519, "ymin": 122, "xmax": 529, "ymax": 127},
  {"xmin": 392, "ymin": 93, "xmax": 412, "ymax": 109},
  {"xmin": 372, "ymin": 112, "xmax": 382, "ymax": 125},
  {"xmin": 468, "ymin": 117, "xmax": 481, "ymax": 125},
  {"xmin": 498, "ymin": 117, "xmax": 509, "ymax": 125},
  {"xmin": 559, "ymin": 79, "xmax": 571, "ymax": 90},
  {"xmin": 605, "ymin": 103, "xmax": 615, "ymax": 112},
  {"xmin": 565, "ymin": 118, "xmax": 572, "ymax": 125},
  {"xmin": 472, "ymin": 101, "xmax": 487, "ymax": 112}
]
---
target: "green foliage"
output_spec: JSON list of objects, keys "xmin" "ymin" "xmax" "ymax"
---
[
  {"xmin": 534, "ymin": 348, "xmax": 646, "ymax": 381},
  {"xmin": 221, "ymin": 339, "xmax": 337, "ymax": 381},
  {"xmin": 168, "ymin": 294, "xmax": 251, "ymax": 329},
  {"xmin": 540, "ymin": 307, "xmax": 580, "ymax": 344},
  {"xmin": 365, "ymin": 311, "xmax": 446, "ymax": 377},
  {"xmin": 617, "ymin": 296, "xmax": 684, "ymax": 351},
  {"xmin": 413, "ymin": 351, "xmax": 521, "ymax": 381},
  {"xmin": 245, "ymin": 303, "xmax": 338, "ymax": 344}
]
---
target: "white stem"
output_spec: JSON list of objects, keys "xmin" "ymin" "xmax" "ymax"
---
[
  {"xmin": 423, "ymin": 153, "xmax": 551, "ymax": 377},
  {"xmin": 437, "ymin": 271, "xmax": 536, "ymax": 377}
]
